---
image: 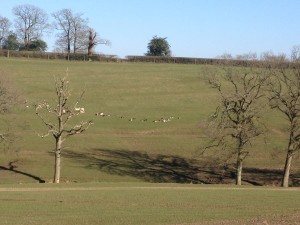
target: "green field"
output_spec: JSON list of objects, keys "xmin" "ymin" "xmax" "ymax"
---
[
  {"xmin": 0, "ymin": 183, "xmax": 299, "ymax": 225},
  {"xmin": 0, "ymin": 57, "xmax": 299, "ymax": 185}
]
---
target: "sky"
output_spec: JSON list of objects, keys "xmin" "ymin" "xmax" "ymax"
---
[{"xmin": 1, "ymin": 0, "xmax": 300, "ymax": 58}]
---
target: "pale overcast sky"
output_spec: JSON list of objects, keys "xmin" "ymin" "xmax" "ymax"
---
[{"xmin": 1, "ymin": 0, "xmax": 300, "ymax": 58}]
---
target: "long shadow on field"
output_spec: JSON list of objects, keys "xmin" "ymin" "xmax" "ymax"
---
[
  {"xmin": 242, "ymin": 167, "xmax": 283, "ymax": 186},
  {"xmin": 291, "ymin": 173, "xmax": 300, "ymax": 186},
  {"xmin": 0, "ymin": 165, "xmax": 45, "ymax": 183},
  {"xmin": 243, "ymin": 167, "xmax": 300, "ymax": 187},
  {"xmin": 64, "ymin": 149, "xmax": 300, "ymax": 186},
  {"xmin": 64, "ymin": 149, "xmax": 221, "ymax": 184}
]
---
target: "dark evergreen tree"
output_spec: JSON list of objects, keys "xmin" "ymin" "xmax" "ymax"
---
[{"xmin": 146, "ymin": 35, "xmax": 171, "ymax": 56}]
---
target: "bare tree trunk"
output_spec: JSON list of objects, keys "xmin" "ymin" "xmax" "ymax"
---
[
  {"xmin": 88, "ymin": 46, "xmax": 92, "ymax": 56},
  {"xmin": 73, "ymin": 34, "xmax": 77, "ymax": 54},
  {"xmin": 88, "ymin": 29, "xmax": 94, "ymax": 56},
  {"xmin": 53, "ymin": 137, "xmax": 62, "ymax": 183},
  {"xmin": 236, "ymin": 157, "xmax": 243, "ymax": 185},
  {"xmin": 282, "ymin": 131, "xmax": 295, "ymax": 188},
  {"xmin": 282, "ymin": 151, "xmax": 293, "ymax": 187},
  {"xmin": 67, "ymin": 40, "xmax": 70, "ymax": 61},
  {"xmin": 72, "ymin": 26, "xmax": 77, "ymax": 54},
  {"xmin": 67, "ymin": 36, "xmax": 71, "ymax": 54}
]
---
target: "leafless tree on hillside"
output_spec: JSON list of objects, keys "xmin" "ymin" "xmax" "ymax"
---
[
  {"xmin": 87, "ymin": 28, "xmax": 111, "ymax": 56},
  {"xmin": 203, "ymin": 65, "xmax": 268, "ymax": 185},
  {"xmin": 71, "ymin": 13, "xmax": 88, "ymax": 53},
  {"xmin": 12, "ymin": 4, "xmax": 48, "ymax": 48},
  {"xmin": 52, "ymin": 9, "xmax": 74, "ymax": 54},
  {"xmin": 0, "ymin": 16, "xmax": 11, "ymax": 48},
  {"xmin": 266, "ymin": 48, "xmax": 300, "ymax": 187},
  {"xmin": 35, "ymin": 74, "xmax": 93, "ymax": 183},
  {"xmin": 52, "ymin": 9, "xmax": 89, "ymax": 54},
  {"xmin": 291, "ymin": 45, "xmax": 300, "ymax": 62}
]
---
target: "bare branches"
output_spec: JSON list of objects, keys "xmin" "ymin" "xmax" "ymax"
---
[
  {"xmin": 65, "ymin": 120, "xmax": 93, "ymax": 137},
  {"xmin": 268, "ymin": 66, "xmax": 300, "ymax": 134},
  {"xmin": 52, "ymin": 9, "xmax": 86, "ymax": 54},
  {"xmin": 266, "ymin": 52, "xmax": 300, "ymax": 187},
  {"xmin": 267, "ymin": 63, "xmax": 300, "ymax": 124},
  {"xmin": 35, "ymin": 74, "xmax": 92, "ymax": 140},
  {"xmin": 203, "ymin": 64, "xmax": 267, "ymax": 185},
  {"xmin": 0, "ymin": 16, "xmax": 11, "ymax": 47},
  {"xmin": 87, "ymin": 28, "xmax": 110, "ymax": 56},
  {"xmin": 12, "ymin": 4, "xmax": 49, "ymax": 46},
  {"xmin": 35, "ymin": 73, "xmax": 92, "ymax": 183},
  {"xmin": 52, "ymin": 9, "xmax": 111, "ymax": 55}
]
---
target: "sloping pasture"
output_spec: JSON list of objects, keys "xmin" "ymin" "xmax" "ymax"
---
[{"xmin": 0, "ymin": 58, "xmax": 298, "ymax": 185}]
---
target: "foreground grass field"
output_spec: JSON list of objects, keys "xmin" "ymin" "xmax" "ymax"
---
[
  {"xmin": 0, "ymin": 57, "xmax": 299, "ymax": 185},
  {"xmin": 0, "ymin": 183, "xmax": 299, "ymax": 225}
]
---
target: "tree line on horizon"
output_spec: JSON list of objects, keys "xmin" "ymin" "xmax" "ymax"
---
[
  {"xmin": 0, "ymin": 4, "xmax": 110, "ymax": 55},
  {"xmin": 1, "ymin": 4, "xmax": 297, "ymax": 60},
  {"xmin": 0, "ymin": 4, "xmax": 172, "ymax": 58}
]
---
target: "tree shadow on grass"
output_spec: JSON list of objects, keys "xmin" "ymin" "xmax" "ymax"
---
[
  {"xmin": 63, "ymin": 148, "xmax": 300, "ymax": 186},
  {"xmin": 245, "ymin": 168, "xmax": 300, "ymax": 187},
  {"xmin": 291, "ymin": 174, "xmax": 300, "ymax": 186},
  {"xmin": 64, "ymin": 149, "xmax": 213, "ymax": 184},
  {"xmin": 0, "ymin": 165, "xmax": 45, "ymax": 183},
  {"xmin": 242, "ymin": 167, "xmax": 283, "ymax": 186}
]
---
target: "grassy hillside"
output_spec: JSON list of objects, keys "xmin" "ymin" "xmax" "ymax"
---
[{"xmin": 0, "ymin": 58, "xmax": 298, "ymax": 184}]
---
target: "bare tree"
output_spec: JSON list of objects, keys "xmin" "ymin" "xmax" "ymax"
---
[
  {"xmin": 52, "ymin": 9, "xmax": 88, "ymax": 54},
  {"xmin": 291, "ymin": 45, "xmax": 300, "ymax": 62},
  {"xmin": 71, "ymin": 14, "xmax": 88, "ymax": 53},
  {"xmin": 35, "ymin": 74, "xmax": 93, "ymax": 183},
  {"xmin": 52, "ymin": 9, "xmax": 73, "ymax": 54},
  {"xmin": 260, "ymin": 51, "xmax": 289, "ymax": 63},
  {"xmin": 53, "ymin": 10, "xmax": 110, "ymax": 55},
  {"xmin": 266, "ymin": 51, "xmax": 300, "ymax": 187},
  {"xmin": 12, "ymin": 4, "xmax": 48, "ymax": 48},
  {"xmin": 0, "ymin": 16, "xmax": 11, "ymax": 48},
  {"xmin": 203, "ymin": 66, "xmax": 267, "ymax": 185},
  {"xmin": 87, "ymin": 28, "xmax": 110, "ymax": 56}
]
